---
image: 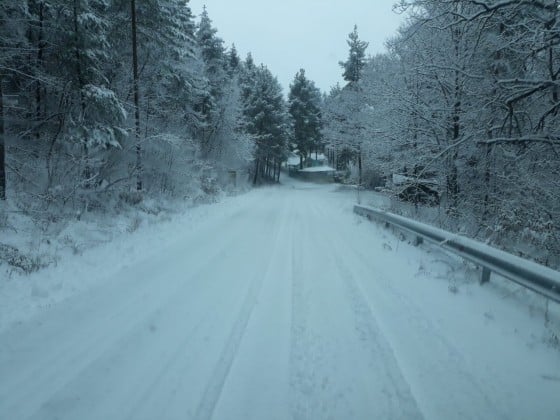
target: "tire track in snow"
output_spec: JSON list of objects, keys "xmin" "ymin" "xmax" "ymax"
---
[
  {"xmin": 308, "ymin": 197, "xmax": 424, "ymax": 419},
  {"xmin": 289, "ymin": 197, "xmax": 358, "ymax": 420},
  {"xmin": 192, "ymin": 273, "xmax": 262, "ymax": 420},
  {"xmin": 341, "ymin": 240, "xmax": 510, "ymax": 420},
  {"xmin": 332, "ymin": 252, "xmax": 425, "ymax": 420},
  {"xmin": 289, "ymin": 202, "xmax": 312, "ymax": 420},
  {"xmin": 318, "ymin": 199, "xmax": 509, "ymax": 419},
  {"xmin": 194, "ymin": 199, "xmax": 292, "ymax": 420},
  {"xmin": 0, "ymin": 205, "xmax": 261, "ymax": 420},
  {"xmin": 23, "ymin": 235, "xmax": 248, "ymax": 420}
]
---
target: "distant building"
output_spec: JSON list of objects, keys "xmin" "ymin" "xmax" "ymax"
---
[{"xmin": 285, "ymin": 152, "xmax": 335, "ymax": 183}]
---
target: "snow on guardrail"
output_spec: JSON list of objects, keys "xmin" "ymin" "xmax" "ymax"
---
[{"xmin": 354, "ymin": 204, "xmax": 560, "ymax": 304}]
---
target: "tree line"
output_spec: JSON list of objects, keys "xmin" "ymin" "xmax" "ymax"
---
[
  {"xmin": 0, "ymin": 1, "xmax": 316, "ymax": 222},
  {"xmin": 3, "ymin": 0, "xmax": 557, "ymax": 268},
  {"xmin": 323, "ymin": 1, "xmax": 560, "ymax": 268}
]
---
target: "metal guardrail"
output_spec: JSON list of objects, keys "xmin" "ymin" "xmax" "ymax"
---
[{"xmin": 354, "ymin": 205, "xmax": 560, "ymax": 304}]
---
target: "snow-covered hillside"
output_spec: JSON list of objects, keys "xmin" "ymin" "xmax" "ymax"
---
[{"xmin": 1, "ymin": 179, "xmax": 559, "ymax": 420}]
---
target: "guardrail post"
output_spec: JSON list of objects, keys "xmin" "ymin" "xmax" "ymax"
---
[{"xmin": 480, "ymin": 267, "xmax": 491, "ymax": 285}]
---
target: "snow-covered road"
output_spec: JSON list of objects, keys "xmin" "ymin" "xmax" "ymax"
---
[{"xmin": 1, "ymin": 180, "xmax": 559, "ymax": 419}]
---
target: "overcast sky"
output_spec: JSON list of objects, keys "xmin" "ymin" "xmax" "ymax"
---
[{"xmin": 188, "ymin": 0, "xmax": 406, "ymax": 94}]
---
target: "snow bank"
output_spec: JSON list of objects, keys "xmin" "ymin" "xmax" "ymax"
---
[{"xmin": 0, "ymin": 192, "xmax": 250, "ymax": 333}]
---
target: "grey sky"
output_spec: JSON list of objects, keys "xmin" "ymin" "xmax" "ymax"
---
[{"xmin": 188, "ymin": 0, "xmax": 405, "ymax": 94}]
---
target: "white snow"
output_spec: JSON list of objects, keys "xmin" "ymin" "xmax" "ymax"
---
[
  {"xmin": 299, "ymin": 165, "xmax": 335, "ymax": 173},
  {"xmin": 287, "ymin": 155, "xmax": 301, "ymax": 166},
  {"xmin": 392, "ymin": 173, "xmax": 438, "ymax": 186},
  {"xmin": 1, "ymin": 177, "xmax": 559, "ymax": 420}
]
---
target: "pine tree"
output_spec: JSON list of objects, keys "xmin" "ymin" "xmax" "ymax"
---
[
  {"xmin": 53, "ymin": 0, "xmax": 127, "ymax": 190},
  {"xmin": 329, "ymin": 26, "xmax": 370, "ymax": 184},
  {"xmin": 243, "ymin": 65, "xmax": 288, "ymax": 184},
  {"xmin": 196, "ymin": 6, "xmax": 228, "ymax": 156},
  {"xmin": 340, "ymin": 25, "xmax": 369, "ymax": 83},
  {"xmin": 288, "ymin": 69, "xmax": 323, "ymax": 168},
  {"xmin": 227, "ymin": 44, "xmax": 240, "ymax": 76}
]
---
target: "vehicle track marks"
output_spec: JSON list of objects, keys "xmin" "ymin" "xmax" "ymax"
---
[
  {"xmin": 332, "ymin": 252, "xmax": 425, "ymax": 420},
  {"xmin": 194, "ymin": 200, "xmax": 292, "ymax": 420}
]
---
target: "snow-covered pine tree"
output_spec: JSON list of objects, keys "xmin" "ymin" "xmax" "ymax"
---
[
  {"xmin": 66, "ymin": 0, "xmax": 127, "ymax": 186},
  {"xmin": 340, "ymin": 25, "xmax": 369, "ymax": 84},
  {"xmin": 288, "ymin": 69, "xmax": 323, "ymax": 169},
  {"xmin": 195, "ymin": 6, "xmax": 229, "ymax": 157},
  {"xmin": 243, "ymin": 65, "xmax": 288, "ymax": 184},
  {"xmin": 325, "ymin": 26, "xmax": 370, "ymax": 184},
  {"xmin": 12, "ymin": 0, "xmax": 126, "ymax": 209},
  {"xmin": 227, "ymin": 44, "xmax": 241, "ymax": 76}
]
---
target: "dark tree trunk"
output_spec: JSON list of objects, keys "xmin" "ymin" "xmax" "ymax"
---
[
  {"xmin": 73, "ymin": 0, "xmax": 91, "ymax": 186},
  {"xmin": 35, "ymin": 1, "xmax": 45, "ymax": 141},
  {"xmin": 358, "ymin": 146, "xmax": 362, "ymax": 187},
  {"xmin": 0, "ymin": 75, "xmax": 5, "ymax": 200},
  {"xmin": 131, "ymin": 0, "xmax": 142, "ymax": 191},
  {"xmin": 447, "ymin": 12, "xmax": 462, "ymax": 214},
  {"xmin": 253, "ymin": 159, "xmax": 259, "ymax": 185}
]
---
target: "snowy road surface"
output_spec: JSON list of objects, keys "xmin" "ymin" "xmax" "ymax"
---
[{"xmin": 1, "ymin": 180, "xmax": 559, "ymax": 419}]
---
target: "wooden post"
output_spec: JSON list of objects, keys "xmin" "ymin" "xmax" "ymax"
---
[
  {"xmin": 358, "ymin": 145, "xmax": 362, "ymax": 187},
  {"xmin": 480, "ymin": 267, "xmax": 491, "ymax": 285}
]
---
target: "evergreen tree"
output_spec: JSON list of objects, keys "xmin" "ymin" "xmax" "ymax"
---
[
  {"xmin": 195, "ymin": 6, "xmax": 228, "ymax": 156},
  {"xmin": 227, "ymin": 44, "xmax": 240, "ymax": 75},
  {"xmin": 243, "ymin": 65, "xmax": 288, "ymax": 184},
  {"xmin": 288, "ymin": 69, "xmax": 323, "ymax": 168},
  {"xmin": 239, "ymin": 52, "xmax": 256, "ymax": 103},
  {"xmin": 328, "ymin": 26, "xmax": 370, "ymax": 183},
  {"xmin": 197, "ymin": 6, "xmax": 227, "ymax": 90},
  {"xmin": 340, "ymin": 25, "xmax": 369, "ymax": 83},
  {"xmin": 37, "ymin": 0, "xmax": 125, "ymax": 193}
]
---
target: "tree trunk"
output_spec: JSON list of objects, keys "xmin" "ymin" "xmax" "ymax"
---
[
  {"xmin": 483, "ymin": 142, "xmax": 492, "ymax": 214},
  {"xmin": 447, "ymin": 8, "xmax": 462, "ymax": 214},
  {"xmin": 0, "ymin": 75, "xmax": 6, "ymax": 200},
  {"xmin": 253, "ymin": 159, "xmax": 259, "ymax": 185},
  {"xmin": 73, "ymin": 0, "xmax": 91, "ymax": 187},
  {"xmin": 35, "ymin": 1, "xmax": 45, "ymax": 142},
  {"xmin": 131, "ymin": 0, "xmax": 142, "ymax": 191},
  {"xmin": 358, "ymin": 146, "xmax": 362, "ymax": 187},
  {"xmin": 335, "ymin": 150, "xmax": 339, "ymax": 170}
]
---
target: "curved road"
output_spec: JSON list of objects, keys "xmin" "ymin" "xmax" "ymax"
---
[{"xmin": 1, "ymin": 180, "xmax": 559, "ymax": 419}]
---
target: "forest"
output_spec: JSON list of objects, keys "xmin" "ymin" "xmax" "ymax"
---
[
  {"xmin": 325, "ymin": 0, "xmax": 560, "ymax": 269},
  {"xmin": 1, "ymin": 0, "xmax": 559, "ymax": 270}
]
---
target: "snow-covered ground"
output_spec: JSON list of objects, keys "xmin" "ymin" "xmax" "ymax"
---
[{"xmin": 1, "ymin": 177, "xmax": 559, "ymax": 420}]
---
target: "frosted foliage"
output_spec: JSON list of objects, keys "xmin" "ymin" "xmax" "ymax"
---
[{"xmin": 324, "ymin": 0, "xmax": 560, "ymax": 268}]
